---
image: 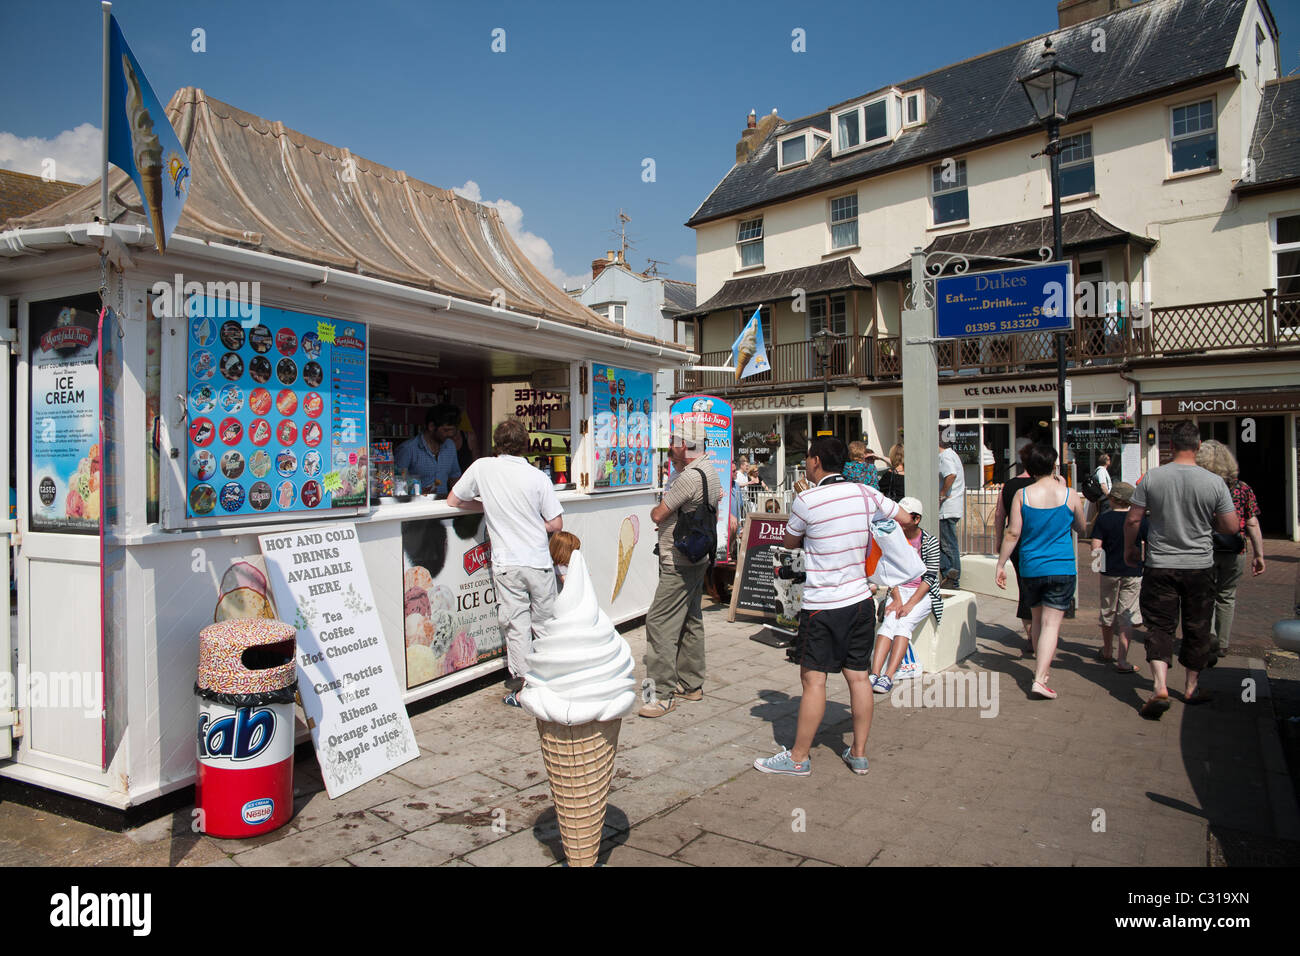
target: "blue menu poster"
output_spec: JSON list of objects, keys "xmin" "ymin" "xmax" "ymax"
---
[
  {"xmin": 185, "ymin": 302, "xmax": 368, "ymax": 518},
  {"xmin": 591, "ymin": 363, "xmax": 653, "ymax": 489}
]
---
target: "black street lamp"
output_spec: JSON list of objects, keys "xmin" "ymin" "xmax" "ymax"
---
[
  {"xmin": 812, "ymin": 328, "xmax": 843, "ymax": 437},
  {"xmin": 1019, "ymin": 37, "xmax": 1082, "ymax": 469}
]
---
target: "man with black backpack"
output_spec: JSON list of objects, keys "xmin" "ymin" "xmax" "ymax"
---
[
  {"xmin": 640, "ymin": 419, "xmax": 722, "ymax": 717},
  {"xmin": 1081, "ymin": 452, "xmax": 1113, "ymax": 521}
]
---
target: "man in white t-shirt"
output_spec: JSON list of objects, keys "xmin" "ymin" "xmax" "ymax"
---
[
  {"xmin": 1094, "ymin": 454, "xmax": 1114, "ymax": 495},
  {"xmin": 1090, "ymin": 452, "xmax": 1115, "ymax": 520},
  {"xmin": 753, "ymin": 437, "xmax": 899, "ymax": 777},
  {"xmin": 449, "ymin": 419, "xmax": 563, "ymax": 706},
  {"xmin": 937, "ymin": 428, "xmax": 965, "ymax": 587}
]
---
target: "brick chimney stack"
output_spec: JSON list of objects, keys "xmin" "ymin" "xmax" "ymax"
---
[
  {"xmin": 591, "ymin": 250, "xmax": 621, "ymax": 280},
  {"xmin": 736, "ymin": 109, "xmax": 783, "ymax": 164},
  {"xmin": 1057, "ymin": 0, "xmax": 1126, "ymax": 28}
]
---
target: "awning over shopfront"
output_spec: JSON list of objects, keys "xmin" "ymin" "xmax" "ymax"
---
[
  {"xmin": 680, "ymin": 257, "xmax": 871, "ymax": 320},
  {"xmin": 869, "ymin": 209, "xmax": 1156, "ymax": 282},
  {"xmin": 2, "ymin": 87, "xmax": 661, "ymax": 345}
]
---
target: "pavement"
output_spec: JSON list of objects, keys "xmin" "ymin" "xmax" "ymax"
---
[{"xmin": 1, "ymin": 539, "xmax": 1298, "ymax": 867}]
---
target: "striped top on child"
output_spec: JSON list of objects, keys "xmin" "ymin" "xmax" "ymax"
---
[{"xmin": 786, "ymin": 476, "xmax": 900, "ymax": 610}]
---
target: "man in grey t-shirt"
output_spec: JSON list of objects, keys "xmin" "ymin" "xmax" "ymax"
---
[{"xmin": 1124, "ymin": 421, "xmax": 1236, "ymax": 718}]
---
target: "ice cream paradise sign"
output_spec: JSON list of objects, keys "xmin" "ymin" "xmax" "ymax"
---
[{"xmin": 259, "ymin": 523, "xmax": 418, "ymax": 798}]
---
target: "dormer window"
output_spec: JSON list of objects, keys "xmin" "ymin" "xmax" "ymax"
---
[
  {"xmin": 776, "ymin": 129, "xmax": 831, "ymax": 170},
  {"xmin": 831, "ymin": 90, "xmax": 904, "ymax": 156},
  {"xmin": 594, "ymin": 302, "xmax": 626, "ymax": 325},
  {"xmin": 780, "ymin": 135, "xmax": 806, "ymax": 167},
  {"xmin": 903, "ymin": 90, "xmax": 926, "ymax": 128}
]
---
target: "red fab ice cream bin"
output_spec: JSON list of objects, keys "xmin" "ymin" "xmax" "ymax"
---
[{"xmin": 194, "ymin": 619, "xmax": 297, "ymax": 838}]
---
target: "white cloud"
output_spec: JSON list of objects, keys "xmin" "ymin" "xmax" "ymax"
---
[
  {"xmin": 0, "ymin": 123, "xmax": 102, "ymax": 184},
  {"xmin": 453, "ymin": 180, "xmax": 589, "ymax": 291}
]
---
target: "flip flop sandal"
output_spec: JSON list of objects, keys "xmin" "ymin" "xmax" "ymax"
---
[
  {"xmin": 1097, "ymin": 651, "xmax": 1115, "ymax": 662},
  {"xmin": 1185, "ymin": 690, "xmax": 1213, "ymax": 705},
  {"xmin": 1114, "ymin": 663, "xmax": 1138, "ymax": 674},
  {"xmin": 1141, "ymin": 696, "xmax": 1171, "ymax": 720}
]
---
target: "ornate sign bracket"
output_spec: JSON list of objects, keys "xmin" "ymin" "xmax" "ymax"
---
[{"xmin": 904, "ymin": 247, "xmax": 1054, "ymax": 312}]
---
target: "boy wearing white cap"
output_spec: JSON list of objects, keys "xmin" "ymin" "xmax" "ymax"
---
[{"xmin": 870, "ymin": 497, "xmax": 944, "ymax": 693}]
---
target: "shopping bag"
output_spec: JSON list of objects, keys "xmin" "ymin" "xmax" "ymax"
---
[
  {"xmin": 894, "ymin": 641, "xmax": 922, "ymax": 681},
  {"xmin": 865, "ymin": 518, "xmax": 925, "ymax": 588}
]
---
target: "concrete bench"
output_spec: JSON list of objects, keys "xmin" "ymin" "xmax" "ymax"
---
[
  {"xmin": 911, "ymin": 589, "xmax": 978, "ymax": 674},
  {"xmin": 959, "ymin": 553, "xmax": 1014, "ymax": 600}
]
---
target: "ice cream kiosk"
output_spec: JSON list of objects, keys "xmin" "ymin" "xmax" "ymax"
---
[{"xmin": 0, "ymin": 87, "xmax": 693, "ymax": 811}]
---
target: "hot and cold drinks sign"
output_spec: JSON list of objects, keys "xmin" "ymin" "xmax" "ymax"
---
[{"xmin": 260, "ymin": 523, "xmax": 417, "ymax": 797}]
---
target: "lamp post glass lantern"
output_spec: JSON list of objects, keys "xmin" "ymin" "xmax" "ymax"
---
[
  {"xmin": 1018, "ymin": 37, "xmax": 1081, "ymax": 468},
  {"xmin": 813, "ymin": 328, "xmax": 840, "ymax": 436}
]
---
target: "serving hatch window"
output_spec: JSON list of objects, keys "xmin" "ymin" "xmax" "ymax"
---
[
  {"xmin": 488, "ymin": 361, "xmax": 575, "ymax": 489},
  {"xmin": 368, "ymin": 331, "xmax": 565, "ymax": 497}
]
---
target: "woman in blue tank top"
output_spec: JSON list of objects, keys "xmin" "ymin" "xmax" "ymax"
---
[{"xmin": 995, "ymin": 444, "xmax": 1088, "ymax": 699}]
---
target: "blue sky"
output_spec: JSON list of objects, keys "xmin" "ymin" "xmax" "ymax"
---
[{"xmin": 2, "ymin": 0, "xmax": 1297, "ymax": 291}]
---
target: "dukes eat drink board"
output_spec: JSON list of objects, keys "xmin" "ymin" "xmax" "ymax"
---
[{"xmin": 185, "ymin": 302, "xmax": 368, "ymax": 518}]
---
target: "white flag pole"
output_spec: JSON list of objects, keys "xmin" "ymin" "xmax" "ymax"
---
[{"xmin": 100, "ymin": 2, "xmax": 112, "ymax": 226}]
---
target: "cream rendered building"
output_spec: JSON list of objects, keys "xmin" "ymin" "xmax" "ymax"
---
[{"xmin": 680, "ymin": 0, "xmax": 1299, "ymax": 541}]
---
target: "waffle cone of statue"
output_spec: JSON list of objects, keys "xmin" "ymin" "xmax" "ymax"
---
[
  {"xmin": 535, "ymin": 717, "xmax": 622, "ymax": 866},
  {"xmin": 519, "ymin": 551, "xmax": 636, "ymax": 866}
]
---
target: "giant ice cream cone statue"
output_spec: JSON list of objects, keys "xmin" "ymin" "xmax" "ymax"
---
[
  {"xmin": 122, "ymin": 54, "xmax": 166, "ymax": 253},
  {"xmin": 519, "ymin": 551, "xmax": 637, "ymax": 866}
]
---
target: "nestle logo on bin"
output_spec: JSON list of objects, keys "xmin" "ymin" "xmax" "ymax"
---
[
  {"xmin": 241, "ymin": 798, "xmax": 275, "ymax": 825},
  {"xmin": 463, "ymin": 541, "xmax": 491, "ymax": 576},
  {"xmin": 197, "ymin": 706, "xmax": 276, "ymax": 761}
]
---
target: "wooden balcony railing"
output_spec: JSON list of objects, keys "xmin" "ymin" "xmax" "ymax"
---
[
  {"xmin": 677, "ymin": 335, "xmax": 897, "ymax": 393},
  {"xmin": 675, "ymin": 292, "xmax": 1299, "ymax": 394}
]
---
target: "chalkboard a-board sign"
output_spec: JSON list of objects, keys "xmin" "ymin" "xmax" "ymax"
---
[{"xmin": 728, "ymin": 513, "xmax": 789, "ymax": 622}]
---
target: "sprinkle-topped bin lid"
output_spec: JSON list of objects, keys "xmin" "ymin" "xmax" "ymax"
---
[{"xmin": 198, "ymin": 619, "xmax": 297, "ymax": 696}]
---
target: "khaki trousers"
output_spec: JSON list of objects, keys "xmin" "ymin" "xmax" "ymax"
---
[{"xmin": 644, "ymin": 561, "xmax": 709, "ymax": 699}]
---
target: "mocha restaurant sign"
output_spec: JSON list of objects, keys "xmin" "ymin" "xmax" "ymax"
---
[{"xmin": 1154, "ymin": 391, "xmax": 1300, "ymax": 416}]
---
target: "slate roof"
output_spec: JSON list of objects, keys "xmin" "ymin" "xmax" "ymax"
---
[
  {"xmin": 687, "ymin": 0, "xmax": 1252, "ymax": 228},
  {"xmin": 682, "ymin": 257, "xmax": 871, "ymax": 318},
  {"xmin": 0, "ymin": 168, "xmax": 81, "ymax": 225},
  {"xmin": 662, "ymin": 278, "xmax": 697, "ymax": 313},
  {"xmin": 4, "ymin": 88, "xmax": 643, "ymax": 340},
  {"xmin": 871, "ymin": 209, "xmax": 1156, "ymax": 281},
  {"xmin": 1236, "ymin": 76, "xmax": 1300, "ymax": 194}
]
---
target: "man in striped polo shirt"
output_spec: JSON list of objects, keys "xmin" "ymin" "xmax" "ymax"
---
[{"xmin": 754, "ymin": 437, "xmax": 900, "ymax": 777}]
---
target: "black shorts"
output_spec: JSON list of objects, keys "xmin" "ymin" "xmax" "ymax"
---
[
  {"xmin": 792, "ymin": 598, "xmax": 876, "ymax": 673},
  {"xmin": 1019, "ymin": 574, "xmax": 1076, "ymax": 611}
]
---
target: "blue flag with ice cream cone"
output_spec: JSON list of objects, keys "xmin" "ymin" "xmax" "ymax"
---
[
  {"xmin": 730, "ymin": 307, "xmax": 770, "ymax": 380},
  {"xmin": 106, "ymin": 14, "xmax": 189, "ymax": 254}
]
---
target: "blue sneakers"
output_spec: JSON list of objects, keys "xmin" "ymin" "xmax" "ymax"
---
[
  {"xmin": 841, "ymin": 747, "xmax": 870, "ymax": 775},
  {"xmin": 753, "ymin": 749, "xmax": 811, "ymax": 776},
  {"xmin": 503, "ymin": 691, "xmax": 522, "ymax": 708},
  {"xmin": 873, "ymin": 675, "xmax": 893, "ymax": 695}
]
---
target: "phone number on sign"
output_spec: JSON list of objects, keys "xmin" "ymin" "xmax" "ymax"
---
[{"xmin": 964, "ymin": 315, "xmax": 1045, "ymax": 334}]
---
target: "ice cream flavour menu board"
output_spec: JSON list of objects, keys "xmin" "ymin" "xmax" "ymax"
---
[
  {"xmin": 592, "ymin": 363, "xmax": 653, "ymax": 490},
  {"xmin": 185, "ymin": 302, "xmax": 368, "ymax": 519},
  {"xmin": 30, "ymin": 295, "xmax": 101, "ymax": 533},
  {"xmin": 259, "ymin": 523, "xmax": 418, "ymax": 798}
]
